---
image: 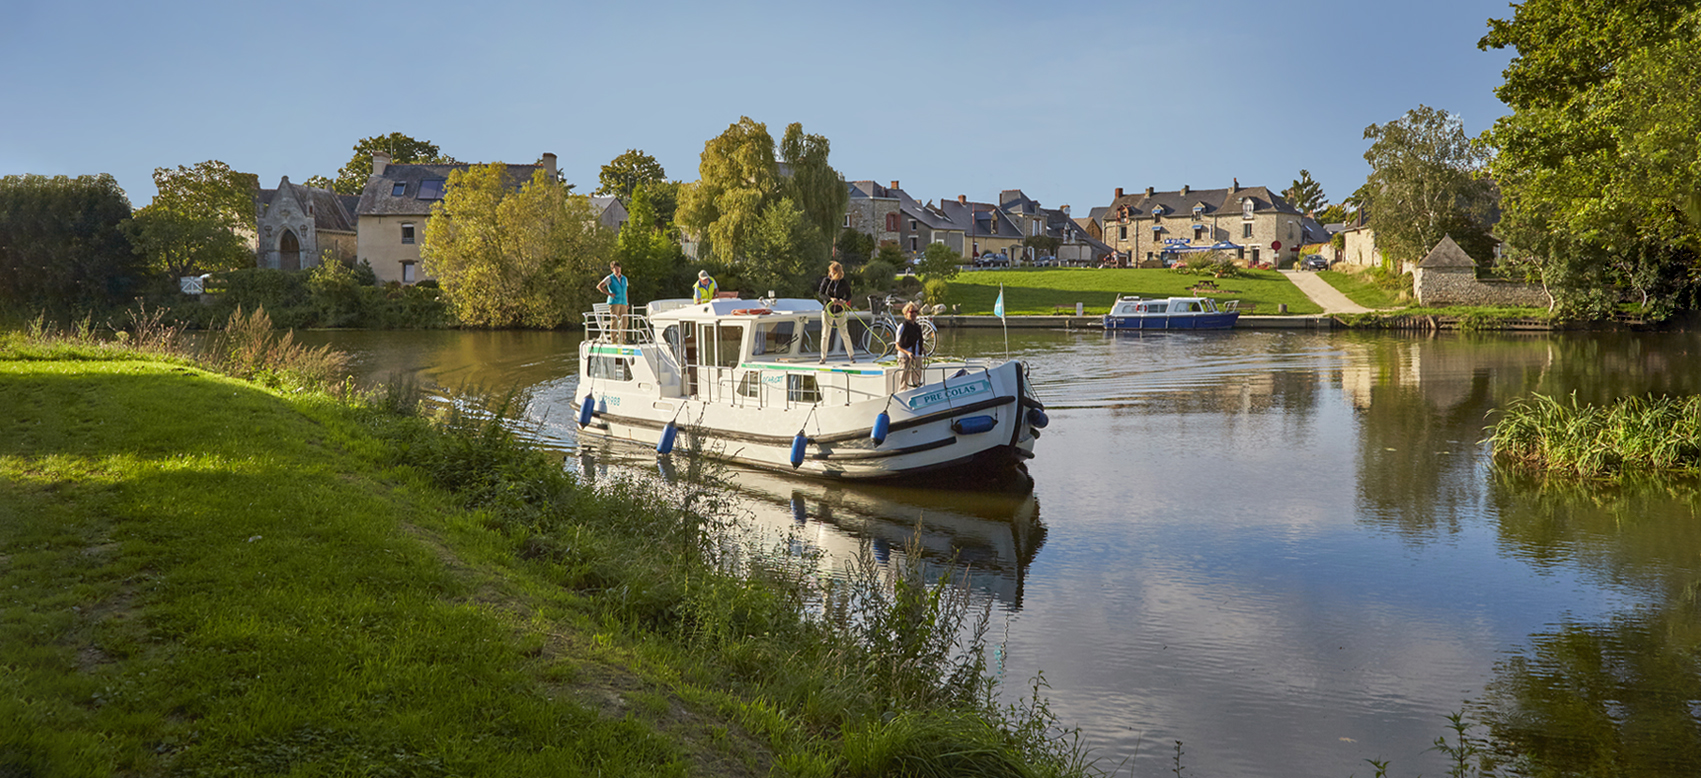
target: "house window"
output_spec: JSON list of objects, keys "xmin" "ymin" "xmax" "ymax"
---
[
  {"xmin": 401, "ymin": 223, "xmax": 415, "ymax": 244},
  {"xmin": 885, "ymin": 212, "xmax": 899, "ymax": 232},
  {"xmin": 910, "ymin": 219, "xmax": 918, "ymax": 230},
  {"xmin": 1119, "ymin": 225, "xmax": 1127, "ymax": 239},
  {"xmin": 392, "ymin": 182, "xmax": 408, "ymax": 197},
  {"xmin": 1031, "ymin": 221, "xmax": 1041, "ymax": 236},
  {"xmin": 402, "ymin": 261, "xmax": 417, "ymax": 283},
  {"xmin": 843, "ymin": 214, "xmax": 851, "ymax": 228},
  {"xmin": 1242, "ymin": 223, "xmax": 1252, "ymax": 239},
  {"xmin": 910, "ymin": 237, "xmax": 918, "ymax": 251},
  {"xmin": 416, "ymin": 179, "xmax": 445, "ymax": 199},
  {"xmin": 1194, "ymin": 226, "xmax": 1205, "ymax": 241}
]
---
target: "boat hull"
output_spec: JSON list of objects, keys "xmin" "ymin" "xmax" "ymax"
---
[
  {"xmin": 573, "ymin": 359, "xmax": 1039, "ymax": 483},
  {"xmin": 1102, "ymin": 312, "xmax": 1240, "ymax": 330}
]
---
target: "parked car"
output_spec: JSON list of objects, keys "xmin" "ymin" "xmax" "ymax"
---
[
  {"xmin": 974, "ymin": 253, "xmax": 1010, "ymax": 268},
  {"xmin": 1034, "ymin": 255, "xmax": 1057, "ymax": 267},
  {"xmin": 1301, "ymin": 254, "xmax": 1329, "ymax": 271}
]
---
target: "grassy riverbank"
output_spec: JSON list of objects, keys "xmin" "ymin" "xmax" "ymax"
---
[
  {"xmin": 0, "ymin": 321, "xmax": 1086, "ymax": 777},
  {"xmin": 945, "ymin": 268, "xmax": 1323, "ymax": 315},
  {"xmin": 1489, "ymin": 393, "xmax": 1701, "ymax": 480}
]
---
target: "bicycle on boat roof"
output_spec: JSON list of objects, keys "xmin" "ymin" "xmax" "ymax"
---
[{"xmin": 860, "ymin": 294, "xmax": 938, "ymax": 358}]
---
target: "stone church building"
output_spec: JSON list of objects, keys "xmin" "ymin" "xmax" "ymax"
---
[{"xmin": 253, "ymin": 177, "xmax": 359, "ymax": 271}]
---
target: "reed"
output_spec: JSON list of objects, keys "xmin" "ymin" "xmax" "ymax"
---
[{"xmin": 1487, "ymin": 393, "xmax": 1701, "ymax": 479}]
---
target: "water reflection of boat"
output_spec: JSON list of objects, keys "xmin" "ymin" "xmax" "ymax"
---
[
  {"xmin": 634, "ymin": 444, "xmax": 1044, "ymax": 609},
  {"xmin": 724, "ymin": 466, "xmax": 1046, "ymax": 609}
]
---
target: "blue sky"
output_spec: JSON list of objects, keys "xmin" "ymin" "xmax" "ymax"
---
[{"xmin": 1, "ymin": 0, "xmax": 1515, "ymax": 215}]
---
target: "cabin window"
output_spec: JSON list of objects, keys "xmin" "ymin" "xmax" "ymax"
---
[
  {"xmin": 787, "ymin": 374, "xmax": 821, "ymax": 404},
  {"xmin": 737, "ymin": 372, "xmax": 762, "ymax": 398},
  {"xmin": 588, "ymin": 355, "xmax": 632, "ymax": 381},
  {"xmin": 715, "ymin": 324, "xmax": 744, "ymax": 368},
  {"xmin": 751, "ymin": 321, "xmax": 797, "ymax": 356},
  {"xmin": 1146, "ymin": 303, "xmax": 1168, "ymax": 313}
]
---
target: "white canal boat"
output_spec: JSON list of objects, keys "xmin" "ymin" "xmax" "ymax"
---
[{"xmin": 570, "ymin": 297, "xmax": 1047, "ymax": 482}]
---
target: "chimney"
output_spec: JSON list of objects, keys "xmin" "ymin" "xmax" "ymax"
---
[
  {"xmin": 890, "ymin": 180, "xmax": 900, "ymax": 190},
  {"xmin": 372, "ymin": 151, "xmax": 391, "ymax": 177},
  {"xmin": 542, "ymin": 152, "xmax": 557, "ymax": 180},
  {"xmin": 1115, "ymin": 187, "xmax": 1124, "ymax": 199},
  {"xmin": 958, "ymin": 194, "xmax": 967, "ymax": 204},
  {"xmin": 1181, "ymin": 184, "xmax": 1190, "ymax": 196},
  {"xmin": 1145, "ymin": 186, "xmax": 1155, "ymax": 196},
  {"xmin": 1061, "ymin": 204, "xmax": 1070, "ymax": 215},
  {"xmin": 1230, "ymin": 177, "xmax": 1240, "ymax": 193}
]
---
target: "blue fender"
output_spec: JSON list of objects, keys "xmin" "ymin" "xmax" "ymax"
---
[
  {"xmin": 870, "ymin": 411, "xmax": 890, "ymax": 446},
  {"xmin": 656, "ymin": 420, "xmax": 678, "ymax": 454},
  {"xmin": 577, "ymin": 393, "xmax": 595, "ymax": 427},
  {"xmin": 1027, "ymin": 407, "xmax": 1050, "ymax": 429},
  {"xmin": 951, "ymin": 415, "xmax": 997, "ymax": 435},
  {"xmin": 790, "ymin": 431, "xmax": 808, "ymax": 468}
]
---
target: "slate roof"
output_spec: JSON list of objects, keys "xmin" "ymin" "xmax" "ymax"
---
[
  {"xmin": 256, "ymin": 178, "xmax": 358, "ymax": 233},
  {"xmin": 1102, "ymin": 185, "xmax": 1304, "ymax": 222},
  {"xmin": 357, "ymin": 162, "xmax": 547, "ymax": 217},
  {"xmin": 890, "ymin": 188, "xmax": 959, "ymax": 232},
  {"xmin": 1417, "ymin": 235, "xmax": 1477, "ymax": 268},
  {"xmin": 848, "ymin": 180, "xmax": 900, "ymax": 200}
]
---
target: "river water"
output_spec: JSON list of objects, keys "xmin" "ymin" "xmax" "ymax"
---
[{"xmin": 299, "ymin": 326, "xmax": 1701, "ymax": 777}]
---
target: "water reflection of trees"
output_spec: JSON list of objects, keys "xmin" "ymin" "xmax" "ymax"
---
[{"xmin": 1481, "ymin": 475, "xmax": 1701, "ymax": 776}]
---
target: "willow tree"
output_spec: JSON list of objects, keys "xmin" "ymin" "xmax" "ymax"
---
[
  {"xmin": 677, "ymin": 118, "xmax": 843, "ymax": 294},
  {"xmin": 421, "ymin": 164, "xmax": 613, "ymax": 328},
  {"xmin": 780, "ymin": 123, "xmax": 847, "ymax": 252}
]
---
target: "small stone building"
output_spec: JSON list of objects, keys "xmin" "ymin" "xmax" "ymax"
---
[
  {"xmin": 254, "ymin": 177, "xmax": 358, "ymax": 271},
  {"xmin": 1412, "ymin": 235, "xmax": 1547, "ymax": 307}
]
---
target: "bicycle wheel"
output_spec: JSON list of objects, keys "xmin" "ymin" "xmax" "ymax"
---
[
  {"xmin": 920, "ymin": 320, "xmax": 938, "ymax": 357},
  {"xmin": 862, "ymin": 319, "xmax": 897, "ymax": 357}
]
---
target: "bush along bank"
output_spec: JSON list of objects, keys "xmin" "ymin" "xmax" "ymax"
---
[
  {"xmin": 0, "ymin": 317, "xmax": 1092, "ymax": 778},
  {"xmin": 136, "ymin": 262, "xmax": 453, "ymax": 330}
]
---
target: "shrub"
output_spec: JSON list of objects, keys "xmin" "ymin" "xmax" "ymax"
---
[
  {"xmin": 923, "ymin": 278, "xmax": 949, "ymax": 306},
  {"xmin": 859, "ymin": 260, "xmax": 898, "ymax": 294}
]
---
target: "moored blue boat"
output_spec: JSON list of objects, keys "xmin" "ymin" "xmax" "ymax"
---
[{"xmin": 1102, "ymin": 296, "xmax": 1240, "ymax": 330}]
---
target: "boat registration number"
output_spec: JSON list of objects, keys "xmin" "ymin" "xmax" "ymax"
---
[{"xmin": 906, "ymin": 378, "xmax": 991, "ymax": 410}]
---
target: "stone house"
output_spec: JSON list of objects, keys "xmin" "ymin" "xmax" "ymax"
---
[
  {"xmin": 845, "ymin": 180, "xmax": 904, "ymax": 248},
  {"xmin": 1412, "ymin": 235, "xmax": 1546, "ymax": 307},
  {"xmin": 253, "ymin": 177, "xmax": 358, "ymax": 271},
  {"xmin": 890, "ymin": 186, "xmax": 966, "ymax": 257},
  {"xmin": 588, "ymin": 196, "xmax": 629, "ymax": 231},
  {"xmin": 1098, "ymin": 182, "xmax": 1308, "ymax": 267},
  {"xmin": 356, "ymin": 151, "xmax": 557, "ymax": 285}
]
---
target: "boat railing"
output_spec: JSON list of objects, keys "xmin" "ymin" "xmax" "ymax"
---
[
  {"xmin": 584, "ymin": 303, "xmax": 655, "ymax": 345},
  {"xmin": 681, "ymin": 359, "xmax": 1002, "ymax": 415}
]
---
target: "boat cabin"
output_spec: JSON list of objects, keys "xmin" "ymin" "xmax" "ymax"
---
[
  {"xmin": 1108, "ymin": 296, "xmax": 1222, "ymax": 316},
  {"xmin": 584, "ymin": 298, "xmax": 892, "ymax": 409}
]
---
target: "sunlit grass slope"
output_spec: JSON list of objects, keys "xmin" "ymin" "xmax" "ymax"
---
[{"xmin": 945, "ymin": 268, "xmax": 1322, "ymax": 315}]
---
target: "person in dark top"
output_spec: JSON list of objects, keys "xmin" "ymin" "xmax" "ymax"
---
[
  {"xmin": 817, "ymin": 261, "xmax": 855, "ymax": 363},
  {"xmin": 896, "ymin": 301, "xmax": 924, "ymax": 388}
]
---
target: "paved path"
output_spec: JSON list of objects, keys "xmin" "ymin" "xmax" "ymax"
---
[{"xmin": 1280, "ymin": 269, "xmax": 1373, "ymax": 314}]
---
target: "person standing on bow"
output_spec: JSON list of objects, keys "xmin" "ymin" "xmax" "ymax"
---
[
  {"xmin": 817, "ymin": 261, "xmax": 856, "ymax": 363},
  {"xmin": 896, "ymin": 301, "xmax": 925, "ymax": 388},
  {"xmin": 596, "ymin": 261, "xmax": 628, "ymax": 344},
  {"xmin": 692, "ymin": 270, "xmax": 718, "ymax": 305}
]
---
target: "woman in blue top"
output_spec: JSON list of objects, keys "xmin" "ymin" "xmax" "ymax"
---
[{"xmin": 596, "ymin": 261, "xmax": 629, "ymax": 343}]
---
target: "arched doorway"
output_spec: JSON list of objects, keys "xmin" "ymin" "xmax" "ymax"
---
[{"xmin": 279, "ymin": 230, "xmax": 300, "ymax": 271}]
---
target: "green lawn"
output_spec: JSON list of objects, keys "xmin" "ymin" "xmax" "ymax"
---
[
  {"xmin": 945, "ymin": 268, "xmax": 1323, "ymax": 315},
  {"xmin": 1316, "ymin": 269, "xmax": 1405, "ymax": 309}
]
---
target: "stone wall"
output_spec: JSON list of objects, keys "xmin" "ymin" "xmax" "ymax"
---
[{"xmin": 1413, "ymin": 267, "xmax": 1548, "ymax": 307}]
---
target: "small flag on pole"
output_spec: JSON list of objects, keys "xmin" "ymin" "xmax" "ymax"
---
[{"xmin": 993, "ymin": 285, "xmax": 1005, "ymax": 319}]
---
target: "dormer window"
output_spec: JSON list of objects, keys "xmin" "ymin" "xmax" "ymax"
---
[
  {"xmin": 1192, "ymin": 205, "xmax": 1204, "ymax": 216},
  {"xmin": 1242, "ymin": 198, "xmax": 1254, "ymax": 218}
]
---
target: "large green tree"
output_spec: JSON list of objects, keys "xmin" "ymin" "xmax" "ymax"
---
[
  {"xmin": 1282, "ymin": 170, "xmax": 1326, "ymax": 215},
  {"xmin": 614, "ymin": 186, "xmax": 685, "ymax": 305},
  {"xmin": 1481, "ymin": 0, "xmax": 1701, "ymax": 316},
  {"xmin": 149, "ymin": 160, "xmax": 258, "ymax": 231},
  {"xmin": 1361, "ymin": 105, "xmax": 1496, "ymax": 271},
  {"xmin": 421, "ymin": 164, "xmax": 613, "ymax": 328},
  {"xmin": 917, "ymin": 242, "xmax": 962, "ymax": 281},
  {"xmin": 331, "ymin": 133, "xmax": 456, "ymax": 196},
  {"xmin": 125, "ymin": 206, "xmax": 251, "ymax": 279},
  {"xmin": 597, "ymin": 149, "xmax": 677, "ymax": 227},
  {"xmin": 0, "ymin": 174, "xmax": 138, "ymax": 313}
]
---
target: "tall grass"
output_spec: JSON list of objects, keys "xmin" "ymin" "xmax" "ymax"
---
[{"xmin": 1487, "ymin": 393, "xmax": 1701, "ymax": 479}]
